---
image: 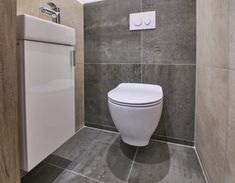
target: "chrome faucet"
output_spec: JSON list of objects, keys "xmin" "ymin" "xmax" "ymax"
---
[{"xmin": 40, "ymin": 2, "xmax": 60, "ymax": 24}]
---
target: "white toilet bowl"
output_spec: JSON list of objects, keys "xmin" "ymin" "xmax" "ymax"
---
[{"xmin": 108, "ymin": 83, "xmax": 163, "ymax": 146}]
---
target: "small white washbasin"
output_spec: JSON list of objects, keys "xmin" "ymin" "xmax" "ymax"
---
[{"xmin": 17, "ymin": 14, "xmax": 75, "ymax": 46}]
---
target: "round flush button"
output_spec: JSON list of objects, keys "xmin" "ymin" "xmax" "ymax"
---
[
  {"xmin": 134, "ymin": 19, "xmax": 142, "ymax": 26},
  {"xmin": 144, "ymin": 19, "xmax": 151, "ymax": 25}
]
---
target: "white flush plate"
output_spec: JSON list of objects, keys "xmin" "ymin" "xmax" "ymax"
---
[{"xmin": 129, "ymin": 11, "xmax": 156, "ymax": 31}]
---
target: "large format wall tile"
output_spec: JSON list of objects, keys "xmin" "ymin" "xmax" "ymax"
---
[
  {"xmin": 17, "ymin": 0, "xmax": 40, "ymax": 16},
  {"xmin": 75, "ymin": 63, "xmax": 84, "ymax": 130},
  {"xmin": 85, "ymin": 64, "xmax": 141, "ymax": 130},
  {"xmin": 197, "ymin": 0, "xmax": 229, "ymax": 68},
  {"xmin": 84, "ymin": 0, "xmax": 196, "ymax": 145},
  {"xmin": 225, "ymin": 70, "xmax": 235, "ymax": 183},
  {"xmin": 142, "ymin": 64, "xmax": 196, "ymax": 143},
  {"xmin": 196, "ymin": 66, "xmax": 228, "ymax": 183},
  {"xmin": 196, "ymin": 0, "xmax": 235, "ymax": 182},
  {"xmin": 229, "ymin": 0, "xmax": 235, "ymax": 70},
  {"xmin": 142, "ymin": 0, "xmax": 196, "ymax": 64},
  {"xmin": 84, "ymin": 0, "xmax": 141, "ymax": 64}
]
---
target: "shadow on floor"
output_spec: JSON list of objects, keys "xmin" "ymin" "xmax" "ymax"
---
[
  {"xmin": 21, "ymin": 163, "xmax": 64, "ymax": 183},
  {"xmin": 106, "ymin": 137, "xmax": 171, "ymax": 182},
  {"xmin": 105, "ymin": 137, "xmax": 137, "ymax": 181}
]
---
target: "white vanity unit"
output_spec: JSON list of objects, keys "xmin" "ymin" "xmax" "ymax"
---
[{"xmin": 17, "ymin": 14, "xmax": 76, "ymax": 171}]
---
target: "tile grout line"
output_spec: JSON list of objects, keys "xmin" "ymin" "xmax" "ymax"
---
[
  {"xmin": 84, "ymin": 126, "xmax": 120, "ymax": 135},
  {"xmin": 66, "ymin": 169, "xmax": 104, "ymax": 183},
  {"xmin": 126, "ymin": 147, "xmax": 139, "ymax": 183},
  {"xmin": 43, "ymin": 161, "xmax": 104, "ymax": 183},
  {"xmin": 150, "ymin": 138, "xmax": 194, "ymax": 149},
  {"xmin": 85, "ymin": 126, "xmax": 194, "ymax": 149},
  {"xmin": 75, "ymin": 125, "xmax": 86, "ymax": 134},
  {"xmin": 140, "ymin": 0, "xmax": 143, "ymax": 83},
  {"xmin": 194, "ymin": 148, "xmax": 209, "ymax": 183},
  {"xmin": 141, "ymin": 30, "xmax": 143, "ymax": 83},
  {"xmin": 84, "ymin": 62, "xmax": 196, "ymax": 66}
]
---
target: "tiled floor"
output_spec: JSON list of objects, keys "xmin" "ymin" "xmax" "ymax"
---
[{"xmin": 22, "ymin": 127, "xmax": 206, "ymax": 183}]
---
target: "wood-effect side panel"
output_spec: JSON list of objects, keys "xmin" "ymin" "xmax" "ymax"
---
[{"xmin": 0, "ymin": 0, "xmax": 20, "ymax": 182}]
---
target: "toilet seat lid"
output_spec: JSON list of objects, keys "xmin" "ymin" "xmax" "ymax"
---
[{"xmin": 108, "ymin": 83, "xmax": 163, "ymax": 105}]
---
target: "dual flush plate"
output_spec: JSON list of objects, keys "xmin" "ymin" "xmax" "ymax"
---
[{"xmin": 129, "ymin": 11, "xmax": 156, "ymax": 31}]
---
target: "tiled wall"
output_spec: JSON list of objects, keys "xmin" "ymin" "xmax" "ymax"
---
[
  {"xmin": 84, "ymin": 0, "xmax": 196, "ymax": 145},
  {"xmin": 17, "ymin": 0, "xmax": 84, "ymax": 131},
  {"xmin": 196, "ymin": 0, "xmax": 235, "ymax": 182}
]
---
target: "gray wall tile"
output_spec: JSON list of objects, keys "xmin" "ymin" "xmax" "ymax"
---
[
  {"xmin": 196, "ymin": 0, "xmax": 235, "ymax": 182},
  {"xmin": 142, "ymin": 64, "xmax": 196, "ymax": 143},
  {"xmin": 84, "ymin": 0, "xmax": 196, "ymax": 145},
  {"xmin": 84, "ymin": 0, "xmax": 141, "ymax": 64},
  {"xmin": 142, "ymin": 0, "xmax": 196, "ymax": 64},
  {"xmin": 85, "ymin": 64, "xmax": 141, "ymax": 129}
]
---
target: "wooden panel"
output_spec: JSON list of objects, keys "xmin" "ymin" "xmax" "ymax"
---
[{"xmin": 0, "ymin": 0, "xmax": 20, "ymax": 183}]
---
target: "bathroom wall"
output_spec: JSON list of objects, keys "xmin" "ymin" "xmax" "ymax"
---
[
  {"xmin": 0, "ymin": 0, "xmax": 20, "ymax": 182},
  {"xmin": 84, "ymin": 0, "xmax": 196, "ymax": 145},
  {"xmin": 196, "ymin": 0, "xmax": 235, "ymax": 182},
  {"xmin": 17, "ymin": 0, "xmax": 84, "ymax": 131}
]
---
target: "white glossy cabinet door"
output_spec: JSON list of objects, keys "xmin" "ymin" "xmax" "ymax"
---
[{"xmin": 19, "ymin": 40, "xmax": 75, "ymax": 171}]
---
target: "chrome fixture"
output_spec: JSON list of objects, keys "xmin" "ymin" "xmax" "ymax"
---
[{"xmin": 40, "ymin": 2, "xmax": 60, "ymax": 24}]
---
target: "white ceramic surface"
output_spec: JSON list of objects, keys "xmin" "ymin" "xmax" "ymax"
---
[
  {"xmin": 17, "ymin": 14, "xmax": 76, "ymax": 45},
  {"xmin": 108, "ymin": 83, "xmax": 163, "ymax": 146},
  {"xmin": 108, "ymin": 83, "xmax": 163, "ymax": 105}
]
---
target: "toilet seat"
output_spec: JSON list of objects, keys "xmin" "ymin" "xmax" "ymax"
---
[
  {"xmin": 108, "ymin": 98, "xmax": 162, "ymax": 107},
  {"xmin": 108, "ymin": 83, "xmax": 163, "ymax": 107}
]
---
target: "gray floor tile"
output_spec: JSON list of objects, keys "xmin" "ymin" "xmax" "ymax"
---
[
  {"xmin": 45, "ymin": 127, "xmax": 137, "ymax": 183},
  {"xmin": 128, "ymin": 140, "xmax": 206, "ymax": 183},
  {"xmin": 21, "ymin": 162, "xmax": 98, "ymax": 183},
  {"xmin": 23, "ymin": 128, "xmax": 206, "ymax": 183}
]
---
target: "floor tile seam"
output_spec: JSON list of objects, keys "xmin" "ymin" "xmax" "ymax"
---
[
  {"xmin": 140, "ymin": 0, "xmax": 143, "ymax": 84},
  {"xmin": 75, "ymin": 125, "xmax": 86, "ymax": 134},
  {"xmin": 151, "ymin": 134, "xmax": 195, "ymax": 146},
  {"xmin": 84, "ymin": 63, "xmax": 141, "ymax": 65},
  {"xmin": 85, "ymin": 122, "xmax": 118, "ymax": 132},
  {"xmin": 43, "ymin": 161, "xmax": 104, "ymax": 183},
  {"xmin": 150, "ymin": 138, "xmax": 194, "ymax": 149},
  {"xmin": 126, "ymin": 147, "xmax": 139, "ymax": 183},
  {"xmin": 65, "ymin": 169, "xmax": 104, "ymax": 183},
  {"xmin": 194, "ymin": 148, "xmax": 209, "ymax": 183},
  {"xmin": 84, "ymin": 126, "xmax": 120, "ymax": 135},
  {"xmin": 84, "ymin": 126, "xmax": 194, "ymax": 148}
]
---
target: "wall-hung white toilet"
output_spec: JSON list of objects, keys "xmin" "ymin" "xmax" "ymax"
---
[{"xmin": 108, "ymin": 83, "xmax": 163, "ymax": 146}]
